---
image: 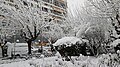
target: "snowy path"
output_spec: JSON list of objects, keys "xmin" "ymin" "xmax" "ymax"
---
[{"xmin": 0, "ymin": 56, "xmax": 100, "ymax": 67}]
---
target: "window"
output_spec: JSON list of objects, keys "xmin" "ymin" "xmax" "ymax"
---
[
  {"xmin": 37, "ymin": 5, "xmax": 39, "ymax": 8},
  {"xmin": 8, "ymin": 23, "xmax": 10, "ymax": 26},
  {"xmin": 31, "ymin": 3, "xmax": 33, "ymax": 7},
  {"xmin": 44, "ymin": 18, "xmax": 48, "ymax": 22},
  {"xmin": 53, "ymin": 0, "xmax": 60, "ymax": 7},
  {"xmin": 44, "ymin": 3, "xmax": 48, "ymax": 6},
  {"xmin": 10, "ymin": 0, "xmax": 14, "ymax": 2},
  {"xmin": 42, "ymin": 0, "xmax": 49, "ymax": 3},
  {"xmin": 42, "ymin": 7, "xmax": 48, "ymax": 12},
  {"xmin": 15, "ymin": 5, "xmax": 19, "ymax": 9},
  {"xmin": 0, "ymin": 15, "xmax": 5, "ymax": 18},
  {"xmin": 2, "ymin": 21, "xmax": 6, "ymax": 27},
  {"xmin": 46, "ymin": 26, "xmax": 50, "ymax": 30},
  {"xmin": 34, "ymin": 0, "xmax": 38, "ymax": 2},
  {"xmin": 23, "ymin": 1, "xmax": 28, "ymax": 6},
  {"xmin": 60, "ymin": 2, "xmax": 65, "ymax": 8},
  {"xmin": 2, "ymin": 9, "xmax": 8, "ymax": 13}
]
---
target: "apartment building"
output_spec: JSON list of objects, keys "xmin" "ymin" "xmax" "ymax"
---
[
  {"xmin": 41, "ymin": 0, "xmax": 67, "ymax": 23},
  {"xmin": 23, "ymin": 0, "xmax": 67, "ymax": 22}
]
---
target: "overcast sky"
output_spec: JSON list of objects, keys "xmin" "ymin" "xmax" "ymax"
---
[
  {"xmin": 67, "ymin": 0, "xmax": 85, "ymax": 9},
  {"xmin": 67, "ymin": 0, "xmax": 85, "ymax": 15}
]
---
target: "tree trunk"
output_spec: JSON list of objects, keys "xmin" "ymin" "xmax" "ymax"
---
[
  {"xmin": 1, "ymin": 47, "xmax": 4, "ymax": 57},
  {"xmin": 27, "ymin": 41, "xmax": 32, "ymax": 54}
]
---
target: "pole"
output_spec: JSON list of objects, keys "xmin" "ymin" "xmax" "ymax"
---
[
  {"xmin": 41, "ymin": 41, "xmax": 43, "ymax": 54},
  {"xmin": 13, "ymin": 34, "xmax": 16, "ymax": 59}
]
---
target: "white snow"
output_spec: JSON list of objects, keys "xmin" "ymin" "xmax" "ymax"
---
[
  {"xmin": 55, "ymin": 51, "xmax": 62, "ymax": 58},
  {"xmin": 12, "ymin": 43, "xmax": 28, "ymax": 46},
  {"xmin": 0, "ymin": 56, "xmax": 96, "ymax": 67},
  {"xmin": 110, "ymin": 39, "xmax": 120, "ymax": 47},
  {"xmin": 0, "ymin": 54, "xmax": 120, "ymax": 67},
  {"xmin": 53, "ymin": 37, "xmax": 83, "ymax": 46},
  {"xmin": 81, "ymin": 39, "xmax": 89, "ymax": 43}
]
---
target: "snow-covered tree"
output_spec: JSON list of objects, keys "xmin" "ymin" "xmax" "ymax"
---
[
  {"xmin": 0, "ymin": 0, "xmax": 68, "ymax": 54},
  {"xmin": 0, "ymin": 0, "xmax": 21, "ymax": 42},
  {"xmin": 0, "ymin": 0, "xmax": 55, "ymax": 54},
  {"xmin": 83, "ymin": 25, "xmax": 106, "ymax": 56},
  {"xmin": 85, "ymin": 0, "xmax": 120, "ymax": 40},
  {"xmin": 65, "ymin": 0, "xmax": 115, "ymax": 56},
  {"xmin": 42, "ymin": 23, "xmax": 65, "ymax": 43},
  {"xmin": 66, "ymin": 7, "xmax": 89, "ymax": 36},
  {"xmin": 14, "ymin": 0, "xmax": 55, "ymax": 54}
]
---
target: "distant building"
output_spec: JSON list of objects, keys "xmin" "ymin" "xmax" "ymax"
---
[{"xmin": 40, "ymin": 0, "xmax": 67, "ymax": 23}]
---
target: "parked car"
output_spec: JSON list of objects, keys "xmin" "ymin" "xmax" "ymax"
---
[{"xmin": 11, "ymin": 43, "xmax": 28, "ymax": 57}]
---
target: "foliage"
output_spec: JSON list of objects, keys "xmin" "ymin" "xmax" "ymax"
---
[
  {"xmin": 0, "ymin": 0, "xmax": 52, "ymax": 54},
  {"xmin": 83, "ymin": 25, "xmax": 106, "ymax": 56},
  {"xmin": 98, "ymin": 54, "xmax": 120, "ymax": 67},
  {"xmin": 0, "ymin": 1, "xmax": 21, "ymax": 40},
  {"xmin": 86, "ymin": 0, "xmax": 120, "ymax": 39}
]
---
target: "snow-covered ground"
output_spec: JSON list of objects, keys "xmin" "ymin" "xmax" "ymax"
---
[
  {"xmin": 0, "ymin": 38, "xmax": 120, "ymax": 67},
  {"xmin": 0, "ymin": 53, "xmax": 119, "ymax": 67},
  {"xmin": 110, "ymin": 39, "xmax": 120, "ymax": 47},
  {"xmin": 0, "ymin": 54, "xmax": 120, "ymax": 67},
  {"xmin": 0, "ymin": 56, "xmax": 96, "ymax": 67}
]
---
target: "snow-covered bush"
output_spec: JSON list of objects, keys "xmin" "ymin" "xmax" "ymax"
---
[
  {"xmin": 53, "ymin": 37, "xmax": 89, "ymax": 59},
  {"xmin": 98, "ymin": 54, "xmax": 120, "ymax": 67}
]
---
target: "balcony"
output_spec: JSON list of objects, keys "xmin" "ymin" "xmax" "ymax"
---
[
  {"xmin": 52, "ymin": 10, "xmax": 63, "ymax": 16},
  {"xmin": 42, "ymin": 7, "xmax": 48, "ymax": 12}
]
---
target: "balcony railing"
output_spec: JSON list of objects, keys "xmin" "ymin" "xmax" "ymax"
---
[
  {"xmin": 42, "ymin": 7, "xmax": 48, "ymax": 12},
  {"xmin": 52, "ymin": 10, "xmax": 63, "ymax": 16}
]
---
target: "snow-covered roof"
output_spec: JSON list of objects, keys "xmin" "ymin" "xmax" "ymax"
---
[
  {"xmin": 81, "ymin": 39, "xmax": 89, "ymax": 43},
  {"xmin": 110, "ymin": 39, "xmax": 120, "ymax": 47},
  {"xmin": 53, "ymin": 37, "xmax": 83, "ymax": 46},
  {"xmin": 12, "ymin": 43, "xmax": 28, "ymax": 46}
]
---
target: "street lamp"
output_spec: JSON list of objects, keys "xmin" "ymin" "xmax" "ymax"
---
[
  {"xmin": 16, "ymin": 39, "xmax": 19, "ymax": 43},
  {"xmin": 38, "ymin": 40, "xmax": 40, "ymax": 43},
  {"xmin": 13, "ymin": 31, "xmax": 16, "ymax": 59}
]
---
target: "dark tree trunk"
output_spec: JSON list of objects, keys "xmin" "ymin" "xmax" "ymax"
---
[
  {"xmin": 1, "ymin": 47, "xmax": 4, "ymax": 57},
  {"xmin": 27, "ymin": 41, "xmax": 32, "ymax": 54}
]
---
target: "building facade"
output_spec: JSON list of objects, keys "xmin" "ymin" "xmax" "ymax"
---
[{"xmin": 40, "ymin": 0, "xmax": 67, "ymax": 23}]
